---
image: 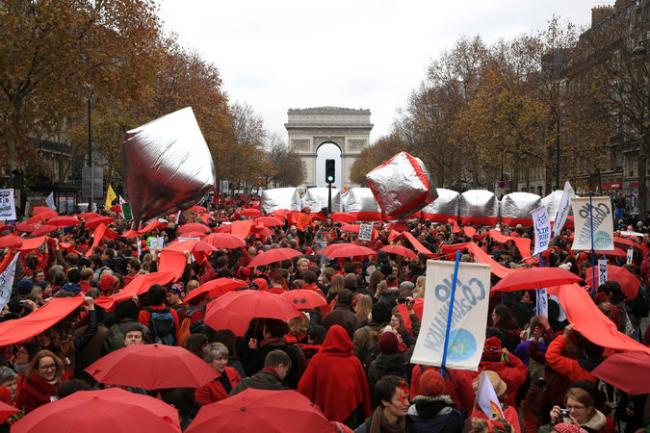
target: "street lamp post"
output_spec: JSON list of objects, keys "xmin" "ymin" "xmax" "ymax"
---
[
  {"xmin": 87, "ymin": 96, "xmax": 93, "ymax": 212},
  {"xmin": 632, "ymin": 44, "xmax": 648, "ymax": 216}
]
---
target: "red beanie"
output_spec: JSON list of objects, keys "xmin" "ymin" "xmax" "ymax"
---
[
  {"xmin": 482, "ymin": 336, "xmax": 502, "ymax": 362},
  {"xmin": 419, "ymin": 369, "xmax": 446, "ymax": 397},
  {"xmin": 377, "ymin": 331, "xmax": 399, "ymax": 354}
]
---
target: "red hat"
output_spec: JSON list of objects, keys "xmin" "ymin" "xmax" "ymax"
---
[
  {"xmin": 482, "ymin": 336, "xmax": 502, "ymax": 362},
  {"xmin": 419, "ymin": 369, "xmax": 446, "ymax": 397},
  {"xmin": 553, "ymin": 424, "xmax": 588, "ymax": 433},
  {"xmin": 99, "ymin": 274, "xmax": 118, "ymax": 294},
  {"xmin": 252, "ymin": 278, "xmax": 269, "ymax": 291},
  {"xmin": 377, "ymin": 331, "xmax": 399, "ymax": 354}
]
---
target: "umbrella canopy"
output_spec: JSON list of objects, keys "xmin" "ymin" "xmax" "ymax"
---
[
  {"xmin": 248, "ymin": 247, "xmax": 302, "ymax": 267},
  {"xmin": 26, "ymin": 209, "xmax": 57, "ymax": 224},
  {"xmin": 593, "ymin": 248, "xmax": 627, "ymax": 258},
  {"xmin": 85, "ymin": 344, "xmax": 217, "ymax": 390},
  {"xmin": 12, "ymin": 388, "xmax": 181, "ymax": 433},
  {"xmin": 178, "ymin": 223, "xmax": 211, "ymax": 235},
  {"xmin": 15, "ymin": 222, "xmax": 36, "ymax": 233},
  {"xmin": 380, "ymin": 245, "xmax": 417, "ymax": 260},
  {"xmin": 78, "ymin": 212, "xmax": 101, "ymax": 219},
  {"xmin": 46, "ymin": 215, "xmax": 80, "ymax": 227},
  {"xmin": 585, "ymin": 264, "xmax": 640, "ymax": 299},
  {"xmin": 177, "ymin": 231, "xmax": 207, "ymax": 239},
  {"xmin": 281, "ymin": 289, "xmax": 327, "ymax": 310},
  {"xmin": 186, "ymin": 389, "xmax": 333, "ymax": 433},
  {"xmin": 592, "ymin": 351, "xmax": 650, "ymax": 395},
  {"xmin": 85, "ymin": 216, "xmax": 114, "ymax": 229},
  {"xmin": 204, "ymin": 233, "xmax": 246, "ymax": 249},
  {"xmin": 184, "ymin": 278, "xmax": 248, "ymax": 304},
  {"xmin": 339, "ymin": 224, "xmax": 360, "ymax": 233},
  {"xmin": 31, "ymin": 206, "xmax": 54, "ymax": 215},
  {"xmin": 0, "ymin": 400, "xmax": 18, "ymax": 424},
  {"xmin": 322, "ymin": 243, "xmax": 376, "ymax": 259},
  {"xmin": 165, "ymin": 239, "xmax": 217, "ymax": 254},
  {"xmin": 240, "ymin": 208, "xmax": 261, "ymax": 218},
  {"xmin": 491, "ymin": 267, "xmax": 583, "ymax": 293},
  {"xmin": 30, "ymin": 224, "xmax": 58, "ymax": 237},
  {"xmin": 0, "ymin": 234, "xmax": 22, "ymax": 249},
  {"xmin": 255, "ymin": 216, "xmax": 284, "ymax": 227},
  {"xmin": 186, "ymin": 205, "xmax": 207, "ymax": 213},
  {"xmin": 205, "ymin": 290, "xmax": 301, "ymax": 336}
]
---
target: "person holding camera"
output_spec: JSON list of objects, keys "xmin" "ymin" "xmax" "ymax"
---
[{"xmin": 539, "ymin": 385, "xmax": 614, "ymax": 433}]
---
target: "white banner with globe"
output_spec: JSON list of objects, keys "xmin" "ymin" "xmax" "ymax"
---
[
  {"xmin": 411, "ymin": 260, "xmax": 491, "ymax": 371},
  {"xmin": 570, "ymin": 196, "xmax": 614, "ymax": 251}
]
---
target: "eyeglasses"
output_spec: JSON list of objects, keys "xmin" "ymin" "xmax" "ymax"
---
[
  {"xmin": 39, "ymin": 364, "xmax": 56, "ymax": 371},
  {"xmin": 567, "ymin": 404, "xmax": 586, "ymax": 410}
]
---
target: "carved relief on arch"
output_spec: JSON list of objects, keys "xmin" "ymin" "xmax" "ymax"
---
[{"xmin": 291, "ymin": 138, "xmax": 311, "ymax": 152}]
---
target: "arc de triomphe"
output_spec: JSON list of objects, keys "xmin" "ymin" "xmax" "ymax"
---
[{"xmin": 285, "ymin": 107, "xmax": 373, "ymax": 189}]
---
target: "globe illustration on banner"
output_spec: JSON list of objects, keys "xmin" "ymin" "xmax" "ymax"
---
[
  {"xmin": 594, "ymin": 231, "xmax": 612, "ymax": 249},
  {"xmin": 446, "ymin": 328, "xmax": 477, "ymax": 362}
]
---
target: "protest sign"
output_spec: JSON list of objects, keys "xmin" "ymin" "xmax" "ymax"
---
[
  {"xmin": 411, "ymin": 260, "xmax": 491, "ymax": 371},
  {"xmin": 0, "ymin": 189, "xmax": 17, "ymax": 221},
  {"xmin": 598, "ymin": 258, "xmax": 608, "ymax": 286},
  {"xmin": 476, "ymin": 371, "xmax": 505, "ymax": 419},
  {"xmin": 571, "ymin": 196, "xmax": 614, "ymax": 251},
  {"xmin": 0, "ymin": 253, "xmax": 20, "ymax": 310},
  {"xmin": 536, "ymin": 288, "xmax": 548, "ymax": 318},
  {"xmin": 553, "ymin": 181, "xmax": 575, "ymax": 237},
  {"xmin": 358, "ymin": 223, "xmax": 373, "ymax": 241},
  {"xmin": 531, "ymin": 206, "xmax": 551, "ymax": 256},
  {"xmin": 627, "ymin": 248, "xmax": 634, "ymax": 265}
]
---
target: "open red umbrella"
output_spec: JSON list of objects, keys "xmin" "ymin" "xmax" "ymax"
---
[
  {"xmin": 593, "ymin": 248, "xmax": 627, "ymax": 258},
  {"xmin": 178, "ymin": 223, "xmax": 210, "ymax": 235},
  {"xmin": 27, "ymin": 209, "xmax": 57, "ymax": 224},
  {"xmin": 0, "ymin": 234, "xmax": 22, "ymax": 249},
  {"xmin": 46, "ymin": 215, "xmax": 80, "ymax": 227},
  {"xmin": 205, "ymin": 290, "xmax": 301, "ymax": 336},
  {"xmin": 585, "ymin": 264, "xmax": 640, "ymax": 299},
  {"xmin": 78, "ymin": 212, "xmax": 101, "ymax": 219},
  {"xmin": 12, "ymin": 388, "xmax": 181, "ymax": 433},
  {"xmin": 177, "ymin": 231, "xmax": 207, "ymax": 239},
  {"xmin": 204, "ymin": 233, "xmax": 246, "ymax": 249},
  {"xmin": 339, "ymin": 223, "xmax": 360, "ymax": 233},
  {"xmin": 165, "ymin": 239, "xmax": 217, "ymax": 254},
  {"xmin": 592, "ymin": 351, "xmax": 650, "ymax": 395},
  {"xmin": 380, "ymin": 245, "xmax": 417, "ymax": 260},
  {"xmin": 491, "ymin": 267, "xmax": 583, "ymax": 293},
  {"xmin": 255, "ymin": 216, "xmax": 284, "ymax": 227},
  {"xmin": 281, "ymin": 289, "xmax": 327, "ymax": 310},
  {"xmin": 30, "ymin": 224, "xmax": 58, "ymax": 236},
  {"xmin": 184, "ymin": 278, "xmax": 248, "ymax": 304},
  {"xmin": 31, "ymin": 206, "xmax": 54, "ymax": 215},
  {"xmin": 85, "ymin": 344, "xmax": 217, "ymax": 390},
  {"xmin": 0, "ymin": 400, "xmax": 18, "ymax": 423},
  {"xmin": 85, "ymin": 216, "xmax": 114, "ymax": 229},
  {"xmin": 322, "ymin": 243, "xmax": 376, "ymax": 259},
  {"xmin": 248, "ymin": 247, "xmax": 302, "ymax": 267},
  {"xmin": 187, "ymin": 205, "xmax": 207, "ymax": 213},
  {"xmin": 240, "ymin": 208, "xmax": 261, "ymax": 218},
  {"xmin": 186, "ymin": 389, "xmax": 332, "ymax": 433},
  {"xmin": 15, "ymin": 222, "xmax": 36, "ymax": 233}
]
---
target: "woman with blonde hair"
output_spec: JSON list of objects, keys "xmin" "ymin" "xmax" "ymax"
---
[
  {"xmin": 327, "ymin": 274, "xmax": 345, "ymax": 303},
  {"xmin": 355, "ymin": 294, "xmax": 374, "ymax": 327},
  {"xmin": 15, "ymin": 349, "xmax": 66, "ymax": 412},
  {"xmin": 413, "ymin": 275, "xmax": 426, "ymax": 298}
]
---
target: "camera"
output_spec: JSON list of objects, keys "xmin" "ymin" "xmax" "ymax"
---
[
  {"xmin": 19, "ymin": 300, "xmax": 29, "ymax": 306},
  {"xmin": 559, "ymin": 409, "xmax": 570, "ymax": 417}
]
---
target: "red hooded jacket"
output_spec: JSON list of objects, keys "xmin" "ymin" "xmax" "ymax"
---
[
  {"xmin": 297, "ymin": 325, "xmax": 371, "ymax": 422},
  {"xmin": 195, "ymin": 367, "xmax": 241, "ymax": 405}
]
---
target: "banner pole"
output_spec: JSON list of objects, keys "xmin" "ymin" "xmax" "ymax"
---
[
  {"xmin": 441, "ymin": 250, "xmax": 461, "ymax": 378},
  {"xmin": 589, "ymin": 192, "xmax": 596, "ymax": 295}
]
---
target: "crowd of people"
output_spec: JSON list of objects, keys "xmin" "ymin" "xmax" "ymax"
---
[{"xmin": 1, "ymin": 197, "xmax": 649, "ymax": 433}]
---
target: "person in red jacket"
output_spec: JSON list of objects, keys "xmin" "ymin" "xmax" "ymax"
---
[
  {"xmin": 297, "ymin": 325, "xmax": 371, "ymax": 425},
  {"xmin": 137, "ymin": 284, "xmax": 180, "ymax": 345},
  {"xmin": 195, "ymin": 342, "xmax": 241, "ymax": 405},
  {"xmin": 14, "ymin": 350, "xmax": 66, "ymax": 413},
  {"xmin": 545, "ymin": 324, "xmax": 601, "ymax": 384},
  {"xmin": 448, "ymin": 336, "xmax": 527, "ymax": 411}
]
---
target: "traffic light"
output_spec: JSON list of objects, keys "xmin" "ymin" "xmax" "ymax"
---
[{"xmin": 325, "ymin": 159, "xmax": 335, "ymax": 184}]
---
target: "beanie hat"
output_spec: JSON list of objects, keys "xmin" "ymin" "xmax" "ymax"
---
[
  {"xmin": 252, "ymin": 278, "xmax": 269, "ymax": 291},
  {"xmin": 169, "ymin": 282, "xmax": 184, "ymax": 296},
  {"xmin": 99, "ymin": 274, "xmax": 118, "ymax": 293},
  {"xmin": 419, "ymin": 369, "xmax": 446, "ymax": 397},
  {"xmin": 61, "ymin": 282, "xmax": 81, "ymax": 295},
  {"xmin": 553, "ymin": 424, "xmax": 588, "ymax": 433},
  {"xmin": 482, "ymin": 336, "xmax": 503, "ymax": 362},
  {"xmin": 371, "ymin": 302, "xmax": 391, "ymax": 325},
  {"xmin": 377, "ymin": 331, "xmax": 399, "ymax": 354},
  {"xmin": 16, "ymin": 279, "xmax": 34, "ymax": 296}
]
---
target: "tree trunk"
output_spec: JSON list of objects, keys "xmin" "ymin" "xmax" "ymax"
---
[{"xmin": 640, "ymin": 133, "xmax": 649, "ymax": 217}]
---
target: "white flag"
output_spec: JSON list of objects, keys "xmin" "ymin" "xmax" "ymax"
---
[
  {"xmin": 553, "ymin": 181, "xmax": 575, "ymax": 237},
  {"xmin": 119, "ymin": 195, "xmax": 127, "ymax": 205},
  {"xmin": 0, "ymin": 253, "xmax": 21, "ymax": 309},
  {"xmin": 475, "ymin": 371, "xmax": 505, "ymax": 419},
  {"xmin": 45, "ymin": 191, "xmax": 56, "ymax": 210},
  {"xmin": 531, "ymin": 206, "xmax": 551, "ymax": 256}
]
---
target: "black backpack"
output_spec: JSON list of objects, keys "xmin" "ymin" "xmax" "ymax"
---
[{"xmin": 148, "ymin": 307, "xmax": 176, "ymax": 345}]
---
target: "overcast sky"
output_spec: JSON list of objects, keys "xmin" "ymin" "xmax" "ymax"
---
[{"xmin": 158, "ymin": 0, "xmax": 608, "ymax": 144}]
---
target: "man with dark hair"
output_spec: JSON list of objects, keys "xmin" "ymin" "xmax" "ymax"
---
[
  {"xmin": 322, "ymin": 289, "xmax": 359, "ymax": 338},
  {"xmin": 230, "ymin": 350, "xmax": 291, "ymax": 395},
  {"xmin": 137, "ymin": 284, "xmax": 179, "ymax": 345},
  {"xmin": 355, "ymin": 375, "xmax": 408, "ymax": 433}
]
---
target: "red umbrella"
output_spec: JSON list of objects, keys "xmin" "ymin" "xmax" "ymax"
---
[
  {"xmin": 255, "ymin": 216, "xmax": 284, "ymax": 227},
  {"xmin": 491, "ymin": 267, "xmax": 583, "ymax": 293},
  {"xmin": 0, "ymin": 234, "xmax": 22, "ymax": 249},
  {"xmin": 322, "ymin": 243, "xmax": 376, "ymax": 259},
  {"xmin": 27, "ymin": 209, "xmax": 57, "ymax": 224},
  {"xmin": 187, "ymin": 205, "xmax": 207, "ymax": 213},
  {"xmin": 46, "ymin": 215, "xmax": 80, "ymax": 227},
  {"xmin": 339, "ymin": 223, "xmax": 360, "ymax": 233},
  {"xmin": 165, "ymin": 239, "xmax": 217, "ymax": 254},
  {"xmin": 248, "ymin": 247, "xmax": 302, "ymax": 267},
  {"xmin": 177, "ymin": 231, "xmax": 207, "ymax": 239},
  {"xmin": 592, "ymin": 351, "xmax": 650, "ymax": 395},
  {"xmin": 85, "ymin": 344, "xmax": 217, "ymax": 390},
  {"xmin": 178, "ymin": 223, "xmax": 210, "ymax": 235},
  {"xmin": 380, "ymin": 245, "xmax": 417, "ymax": 260},
  {"xmin": 594, "ymin": 248, "xmax": 627, "ymax": 258},
  {"xmin": 204, "ymin": 290, "xmax": 301, "ymax": 336},
  {"xmin": 121, "ymin": 229, "xmax": 141, "ymax": 239},
  {"xmin": 0, "ymin": 400, "xmax": 18, "ymax": 423},
  {"xmin": 585, "ymin": 264, "xmax": 640, "ymax": 299},
  {"xmin": 12, "ymin": 388, "xmax": 181, "ymax": 433},
  {"xmin": 281, "ymin": 289, "xmax": 327, "ymax": 310},
  {"xmin": 85, "ymin": 216, "xmax": 114, "ymax": 229},
  {"xmin": 15, "ymin": 222, "xmax": 36, "ymax": 233},
  {"xmin": 78, "ymin": 212, "xmax": 101, "ymax": 219},
  {"xmin": 30, "ymin": 224, "xmax": 58, "ymax": 236},
  {"xmin": 186, "ymin": 389, "xmax": 332, "ymax": 433},
  {"xmin": 184, "ymin": 278, "xmax": 248, "ymax": 304},
  {"xmin": 204, "ymin": 233, "xmax": 246, "ymax": 249},
  {"xmin": 31, "ymin": 206, "xmax": 54, "ymax": 215},
  {"xmin": 240, "ymin": 208, "xmax": 261, "ymax": 218}
]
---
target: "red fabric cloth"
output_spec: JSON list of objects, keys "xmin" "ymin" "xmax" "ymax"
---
[
  {"xmin": 14, "ymin": 372, "xmax": 60, "ymax": 413},
  {"xmin": 544, "ymin": 335, "xmax": 596, "ymax": 383},
  {"xmin": 297, "ymin": 325, "xmax": 371, "ymax": 422},
  {"xmin": 195, "ymin": 367, "xmax": 240, "ymax": 405}
]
